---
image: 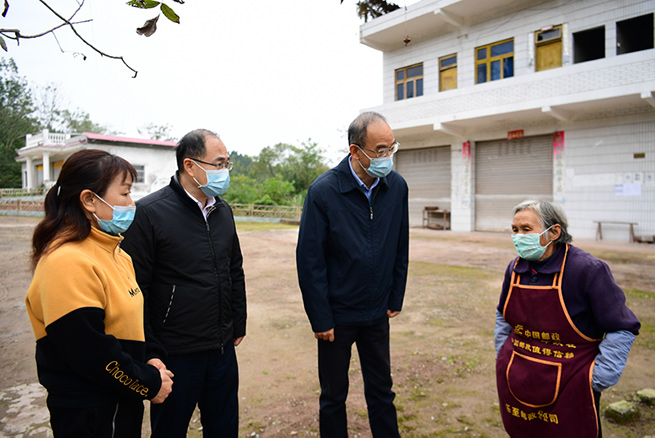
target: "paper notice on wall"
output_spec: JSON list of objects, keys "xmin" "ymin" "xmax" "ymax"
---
[{"xmin": 615, "ymin": 183, "xmax": 642, "ymax": 197}]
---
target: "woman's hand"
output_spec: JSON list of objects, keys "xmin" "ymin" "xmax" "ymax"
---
[
  {"xmin": 147, "ymin": 358, "xmax": 167, "ymax": 371},
  {"xmin": 151, "ymin": 368, "xmax": 174, "ymax": 404}
]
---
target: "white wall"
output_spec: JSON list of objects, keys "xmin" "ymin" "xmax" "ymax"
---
[
  {"xmin": 96, "ymin": 145, "xmax": 177, "ymax": 197},
  {"xmin": 563, "ymin": 116, "xmax": 655, "ymax": 241},
  {"xmin": 450, "ymin": 141, "xmax": 475, "ymax": 231}
]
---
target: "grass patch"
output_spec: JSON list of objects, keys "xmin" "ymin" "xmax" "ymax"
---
[
  {"xmin": 625, "ymin": 288, "xmax": 655, "ymax": 300},
  {"xmin": 634, "ymin": 322, "xmax": 655, "ymax": 350}
]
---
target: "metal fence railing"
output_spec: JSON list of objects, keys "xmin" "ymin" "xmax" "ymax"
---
[
  {"xmin": 0, "ymin": 188, "xmax": 46, "ymax": 198},
  {"xmin": 0, "ymin": 198, "xmax": 45, "ymax": 215},
  {"xmin": 0, "ymin": 196, "xmax": 302, "ymax": 220},
  {"xmin": 230, "ymin": 204, "xmax": 302, "ymax": 219}
]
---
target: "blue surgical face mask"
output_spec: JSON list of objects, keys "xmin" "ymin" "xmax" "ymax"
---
[
  {"xmin": 357, "ymin": 146, "xmax": 394, "ymax": 178},
  {"xmin": 511, "ymin": 226, "xmax": 553, "ymax": 261},
  {"xmin": 192, "ymin": 160, "xmax": 230, "ymax": 197},
  {"xmin": 93, "ymin": 193, "xmax": 136, "ymax": 236}
]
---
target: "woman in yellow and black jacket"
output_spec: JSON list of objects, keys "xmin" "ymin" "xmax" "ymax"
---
[{"xmin": 25, "ymin": 149, "xmax": 173, "ymax": 438}]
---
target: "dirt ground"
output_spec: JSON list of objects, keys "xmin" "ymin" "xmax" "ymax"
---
[{"xmin": 0, "ymin": 215, "xmax": 653, "ymax": 437}]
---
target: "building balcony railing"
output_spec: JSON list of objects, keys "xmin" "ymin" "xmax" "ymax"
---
[{"xmin": 24, "ymin": 131, "xmax": 73, "ymax": 149}]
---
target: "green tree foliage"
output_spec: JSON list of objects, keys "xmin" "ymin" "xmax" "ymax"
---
[
  {"xmin": 0, "ymin": 59, "xmax": 109, "ymax": 187},
  {"xmin": 0, "ymin": 58, "xmax": 39, "ymax": 187},
  {"xmin": 223, "ymin": 140, "xmax": 330, "ymax": 206},
  {"xmin": 229, "ymin": 152, "xmax": 254, "ymax": 177},
  {"xmin": 58, "ymin": 109, "xmax": 107, "ymax": 134},
  {"xmin": 224, "ymin": 175, "xmax": 260, "ymax": 205},
  {"xmin": 341, "ymin": 0, "xmax": 400, "ymax": 22}
]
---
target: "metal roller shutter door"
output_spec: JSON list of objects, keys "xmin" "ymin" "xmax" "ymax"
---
[
  {"xmin": 396, "ymin": 147, "xmax": 451, "ymax": 227},
  {"xmin": 475, "ymin": 136, "xmax": 553, "ymax": 231}
]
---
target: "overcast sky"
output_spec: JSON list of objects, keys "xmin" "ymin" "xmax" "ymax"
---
[{"xmin": 3, "ymin": 0, "xmax": 416, "ymax": 164}]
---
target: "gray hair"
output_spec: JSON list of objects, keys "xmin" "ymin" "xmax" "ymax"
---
[
  {"xmin": 348, "ymin": 111, "xmax": 388, "ymax": 147},
  {"xmin": 512, "ymin": 199, "xmax": 573, "ymax": 245}
]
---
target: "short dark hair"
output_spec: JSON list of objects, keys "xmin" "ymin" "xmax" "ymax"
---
[
  {"xmin": 513, "ymin": 199, "xmax": 573, "ymax": 245},
  {"xmin": 31, "ymin": 149, "xmax": 137, "ymax": 269},
  {"xmin": 175, "ymin": 129, "xmax": 219, "ymax": 171},
  {"xmin": 348, "ymin": 112, "xmax": 388, "ymax": 147}
]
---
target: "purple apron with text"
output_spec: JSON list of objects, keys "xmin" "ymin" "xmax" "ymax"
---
[{"xmin": 496, "ymin": 245, "xmax": 602, "ymax": 437}]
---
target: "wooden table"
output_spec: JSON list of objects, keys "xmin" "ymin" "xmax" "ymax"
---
[
  {"xmin": 593, "ymin": 221, "xmax": 637, "ymax": 242},
  {"xmin": 423, "ymin": 209, "xmax": 450, "ymax": 230}
]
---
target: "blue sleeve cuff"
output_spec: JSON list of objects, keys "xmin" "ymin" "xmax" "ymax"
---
[
  {"xmin": 592, "ymin": 330, "xmax": 636, "ymax": 392},
  {"xmin": 494, "ymin": 309, "xmax": 512, "ymax": 358}
]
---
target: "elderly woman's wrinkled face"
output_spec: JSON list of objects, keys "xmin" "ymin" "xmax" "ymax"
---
[
  {"xmin": 512, "ymin": 209, "xmax": 543, "ymax": 235},
  {"xmin": 512, "ymin": 208, "xmax": 557, "ymax": 254}
]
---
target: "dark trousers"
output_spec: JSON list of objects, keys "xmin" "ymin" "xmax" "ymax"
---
[
  {"xmin": 317, "ymin": 319, "xmax": 400, "ymax": 438},
  {"xmin": 150, "ymin": 343, "xmax": 239, "ymax": 438},
  {"xmin": 48, "ymin": 399, "xmax": 143, "ymax": 438},
  {"xmin": 594, "ymin": 390, "xmax": 603, "ymax": 438}
]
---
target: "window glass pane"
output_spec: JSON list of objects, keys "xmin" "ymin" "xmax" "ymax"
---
[
  {"xmin": 397, "ymin": 84, "xmax": 404, "ymax": 100},
  {"xmin": 407, "ymin": 65, "xmax": 423, "ymax": 78},
  {"xmin": 477, "ymin": 64, "xmax": 487, "ymax": 83},
  {"xmin": 396, "ymin": 70, "xmax": 404, "ymax": 81},
  {"xmin": 441, "ymin": 55, "xmax": 457, "ymax": 68},
  {"xmin": 477, "ymin": 47, "xmax": 487, "ymax": 60},
  {"xmin": 538, "ymin": 28, "xmax": 561, "ymax": 42},
  {"xmin": 491, "ymin": 60, "xmax": 501, "ymax": 80},
  {"xmin": 134, "ymin": 165, "xmax": 145, "ymax": 183},
  {"xmin": 417, "ymin": 78, "xmax": 423, "ymax": 96},
  {"xmin": 504, "ymin": 57, "xmax": 514, "ymax": 78},
  {"xmin": 491, "ymin": 40, "xmax": 514, "ymax": 56},
  {"xmin": 407, "ymin": 80, "xmax": 414, "ymax": 98}
]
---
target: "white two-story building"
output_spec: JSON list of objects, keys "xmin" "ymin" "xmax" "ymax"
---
[
  {"xmin": 361, "ymin": 0, "xmax": 654, "ymax": 241},
  {"xmin": 16, "ymin": 131, "xmax": 177, "ymax": 199}
]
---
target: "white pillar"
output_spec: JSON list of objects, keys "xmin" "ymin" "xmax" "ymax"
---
[
  {"xmin": 450, "ymin": 141, "xmax": 475, "ymax": 232},
  {"xmin": 42, "ymin": 152, "xmax": 51, "ymax": 185},
  {"xmin": 26, "ymin": 157, "xmax": 34, "ymax": 189}
]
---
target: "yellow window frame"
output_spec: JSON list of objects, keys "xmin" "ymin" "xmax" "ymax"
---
[
  {"xmin": 395, "ymin": 63, "xmax": 424, "ymax": 101},
  {"xmin": 475, "ymin": 38, "xmax": 514, "ymax": 84}
]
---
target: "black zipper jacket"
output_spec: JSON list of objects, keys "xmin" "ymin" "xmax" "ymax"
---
[{"xmin": 121, "ymin": 174, "xmax": 247, "ymax": 359}]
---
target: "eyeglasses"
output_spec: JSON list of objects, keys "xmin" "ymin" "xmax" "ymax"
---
[
  {"xmin": 355, "ymin": 141, "xmax": 399, "ymax": 159},
  {"xmin": 193, "ymin": 158, "xmax": 234, "ymax": 171}
]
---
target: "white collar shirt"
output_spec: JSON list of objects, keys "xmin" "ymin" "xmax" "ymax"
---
[{"xmin": 184, "ymin": 189, "xmax": 216, "ymax": 220}]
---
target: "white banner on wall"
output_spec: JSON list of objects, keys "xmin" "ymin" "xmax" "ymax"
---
[{"xmin": 615, "ymin": 183, "xmax": 642, "ymax": 197}]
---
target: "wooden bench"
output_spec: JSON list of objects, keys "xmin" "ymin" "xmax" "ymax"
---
[
  {"xmin": 593, "ymin": 221, "xmax": 638, "ymax": 243},
  {"xmin": 423, "ymin": 207, "xmax": 450, "ymax": 230}
]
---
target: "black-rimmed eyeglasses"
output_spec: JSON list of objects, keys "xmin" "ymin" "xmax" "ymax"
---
[{"xmin": 193, "ymin": 158, "xmax": 234, "ymax": 171}]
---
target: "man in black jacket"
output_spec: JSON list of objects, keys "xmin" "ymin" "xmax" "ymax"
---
[
  {"xmin": 296, "ymin": 112, "xmax": 409, "ymax": 437},
  {"xmin": 121, "ymin": 129, "xmax": 247, "ymax": 437}
]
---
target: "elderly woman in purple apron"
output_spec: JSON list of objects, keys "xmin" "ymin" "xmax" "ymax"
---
[{"xmin": 494, "ymin": 200, "xmax": 640, "ymax": 438}]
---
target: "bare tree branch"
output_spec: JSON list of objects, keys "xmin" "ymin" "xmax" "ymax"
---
[
  {"xmin": 1, "ymin": 19, "xmax": 92, "ymax": 43},
  {"xmin": 37, "ymin": 0, "xmax": 138, "ymax": 77},
  {"xmin": 1, "ymin": 0, "xmax": 138, "ymax": 77},
  {"xmin": 1, "ymin": 0, "xmax": 87, "ymax": 43}
]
